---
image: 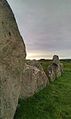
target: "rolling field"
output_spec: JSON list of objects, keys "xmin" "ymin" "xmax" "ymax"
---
[{"xmin": 14, "ymin": 60, "xmax": 71, "ymax": 119}]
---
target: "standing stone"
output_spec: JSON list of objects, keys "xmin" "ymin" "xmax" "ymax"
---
[
  {"xmin": 47, "ymin": 55, "xmax": 63, "ymax": 82},
  {"xmin": 20, "ymin": 63, "xmax": 49, "ymax": 98},
  {"xmin": 52, "ymin": 55, "xmax": 60, "ymax": 65},
  {"xmin": 26, "ymin": 60, "xmax": 44, "ymax": 71},
  {"xmin": 0, "ymin": 0, "xmax": 26, "ymax": 119},
  {"xmin": 47, "ymin": 64, "xmax": 55, "ymax": 82}
]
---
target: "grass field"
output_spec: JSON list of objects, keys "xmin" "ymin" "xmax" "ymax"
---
[{"xmin": 14, "ymin": 60, "xmax": 71, "ymax": 119}]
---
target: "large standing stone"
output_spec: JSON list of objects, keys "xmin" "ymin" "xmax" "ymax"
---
[
  {"xmin": 20, "ymin": 63, "xmax": 49, "ymax": 98},
  {"xmin": 0, "ymin": 0, "xmax": 26, "ymax": 119}
]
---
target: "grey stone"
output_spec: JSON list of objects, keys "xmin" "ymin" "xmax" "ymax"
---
[
  {"xmin": 47, "ymin": 55, "xmax": 63, "ymax": 82},
  {"xmin": 20, "ymin": 63, "xmax": 49, "ymax": 98},
  {"xmin": 52, "ymin": 55, "xmax": 60, "ymax": 65},
  {"xmin": 0, "ymin": 0, "xmax": 26, "ymax": 119},
  {"xmin": 47, "ymin": 64, "xmax": 56, "ymax": 82},
  {"xmin": 26, "ymin": 60, "xmax": 43, "ymax": 71}
]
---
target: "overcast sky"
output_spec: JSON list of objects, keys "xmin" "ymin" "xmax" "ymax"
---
[{"xmin": 7, "ymin": 0, "xmax": 71, "ymax": 59}]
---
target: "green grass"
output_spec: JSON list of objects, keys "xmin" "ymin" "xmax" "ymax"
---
[{"xmin": 14, "ymin": 60, "xmax": 71, "ymax": 119}]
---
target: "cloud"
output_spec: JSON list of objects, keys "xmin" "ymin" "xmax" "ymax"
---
[{"xmin": 7, "ymin": 0, "xmax": 71, "ymax": 59}]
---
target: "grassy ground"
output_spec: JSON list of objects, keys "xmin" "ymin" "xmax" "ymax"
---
[{"xmin": 14, "ymin": 60, "xmax": 71, "ymax": 119}]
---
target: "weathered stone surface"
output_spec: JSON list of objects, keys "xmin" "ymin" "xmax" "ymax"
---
[
  {"xmin": 0, "ymin": 0, "xmax": 26, "ymax": 119},
  {"xmin": 20, "ymin": 63, "xmax": 49, "ymax": 98},
  {"xmin": 47, "ymin": 64, "xmax": 56, "ymax": 82},
  {"xmin": 26, "ymin": 60, "xmax": 43, "ymax": 71},
  {"xmin": 47, "ymin": 55, "xmax": 63, "ymax": 82}
]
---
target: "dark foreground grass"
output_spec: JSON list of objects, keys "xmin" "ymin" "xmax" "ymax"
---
[{"xmin": 14, "ymin": 60, "xmax": 71, "ymax": 119}]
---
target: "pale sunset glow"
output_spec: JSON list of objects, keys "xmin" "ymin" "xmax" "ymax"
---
[
  {"xmin": 26, "ymin": 51, "xmax": 53, "ymax": 60},
  {"xmin": 26, "ymin": 50, "xmax": 71, "ymax": 60}
]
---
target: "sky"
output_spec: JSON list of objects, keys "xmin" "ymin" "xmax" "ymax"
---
[{"xmin": 7, "ymin": 0, "xmax": 71, "ymax": 59}]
